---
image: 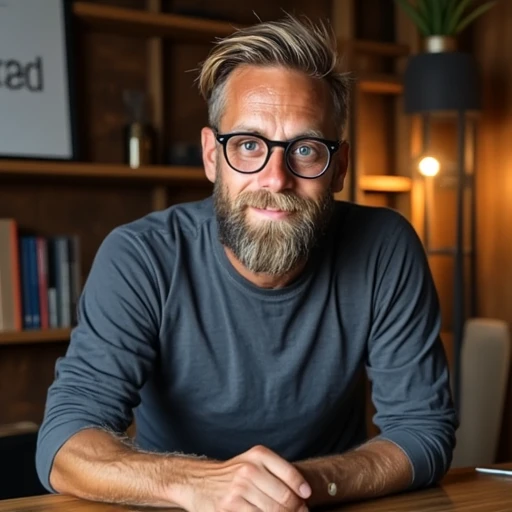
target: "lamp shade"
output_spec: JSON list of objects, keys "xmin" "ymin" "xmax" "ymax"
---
[{"xmin": 404, "ymin": 52, "xmax": 481, "ymax": 113}]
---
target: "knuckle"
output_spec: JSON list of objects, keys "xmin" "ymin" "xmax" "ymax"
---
[
  {"xmin": 237, "ymin": 461, "xmax": 257, "ymax": 479},
  {"xmin": 222, "ymin": 486, "xmax": 244, "ymax": 508},
  {"xmin": 279, "ymin": 487, "xmax": 297, "ymax": 507},
  {"xmin": 250, "ymin": 444, "xmax": 267, "ymax": 457}
]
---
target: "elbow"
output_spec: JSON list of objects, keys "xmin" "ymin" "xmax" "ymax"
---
[
  {"xmin": 378, "ymin": 419, "xmax": 458, "ymax": 490},
  {"xmin": 35, "ymin": 436, "xmax": 58, "ymax": 494}
]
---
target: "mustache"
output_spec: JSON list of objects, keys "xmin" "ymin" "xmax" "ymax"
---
[{"xmin": 233, "ymin": 190, "xmax": 312, "ymax": 212}]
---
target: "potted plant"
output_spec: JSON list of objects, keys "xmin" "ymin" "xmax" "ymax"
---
[
  {"xmin": 398, "ymin": 0, "xmax": 499, "ymax": 113},
  {"xmin": 395, "ymin": 0, "xmax": 498, "ymax": 52}
]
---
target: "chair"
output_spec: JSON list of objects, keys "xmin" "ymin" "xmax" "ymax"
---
[
  {"xmin": 451, "ymin": 318, "xmax": 511, "ymax": 468},
  {"xmin": 0, "ymin": 422, "xmax": 48, "ymax": 500}
]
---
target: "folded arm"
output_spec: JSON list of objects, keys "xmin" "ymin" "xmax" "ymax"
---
[
  {"xmin": 296, "ymin": 217, "xmax": 458, "ymax": 507},
  {"xmin": 294, "ymin": 439, "xmax": 411, "ymax": 507},
  {"xmin": 36, "ymin": 228, "xmax": 163, "ymax": 496}
]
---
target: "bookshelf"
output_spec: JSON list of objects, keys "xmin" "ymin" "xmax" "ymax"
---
[
  {"xmin": 358, "ymin": 74, "xmax": 404, "ymax": 95},
  {"xmin": 0, "ymin": 161, "xmax": 208, "ymax": 185},
  {"xmin": 342, "ymin": 39, "xmax": 410, "ymax": 57},
  {"xmin": 0, "ymin": 329, "xmax": 71, "ymax": 346},
  {"xmin": 73, "ymin": 1, "xmax": 238, "ymax": 41},
  {"xmin": 359, "ymin": 175, "xmax": 412, "ymax": 193}
]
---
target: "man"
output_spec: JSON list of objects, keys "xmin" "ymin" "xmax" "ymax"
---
[{"xmin": 36, "ymin": 14, "xmax": 457, "ymax": 512}]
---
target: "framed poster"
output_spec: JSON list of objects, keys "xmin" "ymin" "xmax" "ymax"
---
[{"xmin": 0, "ymin": 0, "xmax": 78, "ymax": 160}]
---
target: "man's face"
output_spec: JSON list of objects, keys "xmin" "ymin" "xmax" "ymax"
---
[{"xmin": 202, "ymin": 65, "xmax": 348, "ymax": 276}]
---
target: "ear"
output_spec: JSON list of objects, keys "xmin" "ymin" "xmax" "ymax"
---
[
  {"xmin": 201, "ymin": 127, "xmax": 217, "ymax": 184},
  {"xmin": 332, "ymin": 141, "xmax": 349, "ymax": 193}
]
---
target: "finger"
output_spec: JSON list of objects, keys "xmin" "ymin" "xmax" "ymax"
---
[
  {"xmin": 240, "ymin": 464, "xmax": 306, "ymax": 511},
  {"xmin": 242, "ymin": 480, "xmax": 306, "ymax": 512},
  {"xmin": 249, "ymin": 446, "xmax": 312, "ymax": 499},
  {"xmin": 239, "ymin": 497, "xmax": 262, "ymax": 512},
  {"xmin": 221, "ymin": 493, "xmax": 262, "ymax": 512}
]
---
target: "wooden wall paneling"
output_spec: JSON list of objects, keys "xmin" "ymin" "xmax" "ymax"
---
[
  {"xmin": 147, "ymin": 0, "xmax": 168, "ymax": 210},
  {"xmin": 0, "ymin": 345, "xmax": 69, "ymax": 425},
  {"xmin": 167, "ymin": 0, "xmax": 332, "ymax": 24},
  {"xmin": 78, "ymin": 27, "xmax": 148, "ymax": 162},
  {"xmin": 393, "ymin": 4, "xmax": 420, "ymax": 222},
  {"xmin": 147, "ymin": 0, "xmax": 164, "ymax": 160},
  {"xmin": 354, "ymin": 0, "xmax": 395, "ymax": 42},
  {"xmin": 357, "ymin": 93, "xmax": 395, "ymax": 209},
  {"xmin": 163, "ymin": 41, "xmax": 210, "ymax": 150},
  {"xmin": 473, "ymin": 0, "xmax": 512, "ymax": 462},
  {"xmin": 331, "ymin": 0, "xmax": 356, "ymax": 203},
  {"xmin": 151, "ymin": 186, "xmax": 169, "ymax": 211}
]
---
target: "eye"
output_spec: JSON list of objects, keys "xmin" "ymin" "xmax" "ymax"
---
[
  {"xmin": 297, "ymin": 145, "xmax": 312, "ymax": 156},
  {"xmin": 243, "ymin": 140, "xmax": 258, "ymax": 151},
  {"xmin": 293, "ymin": 143, "xmax": 319, "ymax": 158}
]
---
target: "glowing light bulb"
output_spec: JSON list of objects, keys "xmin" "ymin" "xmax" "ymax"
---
[{"xmin": 418, "ymin": 156, "xmax": 440, "ymax": 177}]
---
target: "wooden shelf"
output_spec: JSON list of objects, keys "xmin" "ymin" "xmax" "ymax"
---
[
  {"xmin": 0, "ymin": 328, "xmax": 71, "ymax": 346},
  {"xmin": 0, "ymin": 160, "xmax": 210, "ymax": 185},
  {"xmin": 359, "ymin": 175, "xmax": 412, "ymax": 193},
  {"xmin": 73, "ymin": 2, "xmax": 238, "ymax": 41},
  {"xmin": 358, "ymin": 74, "xmax": 403, "ymax": 95},
  {"xmin": 342, "ymin": 39, "xmax": 410, "ymax": 57}
]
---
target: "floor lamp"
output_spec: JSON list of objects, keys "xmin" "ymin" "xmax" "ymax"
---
[{"xmin": 404, "ymin": 51, "xmax": 481, "ymax": 409}]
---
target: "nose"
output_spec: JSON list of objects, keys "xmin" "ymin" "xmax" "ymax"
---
[{"xmin": 256, "ymin": 147, "xmax": 294, "ymax": 192}]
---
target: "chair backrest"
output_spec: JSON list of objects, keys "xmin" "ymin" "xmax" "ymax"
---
[{"xmin": 451, "ymin": 318, "xmax": 511, "ymax": 468}]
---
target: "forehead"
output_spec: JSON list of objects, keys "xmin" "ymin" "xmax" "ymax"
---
[{"xmin": 220, "ymin": 65, "xmax": 335, "ymax": 135}]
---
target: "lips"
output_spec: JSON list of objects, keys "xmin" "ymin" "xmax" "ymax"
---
[{"xmin": 250, "ymin": 207, "xmax": 292, "ymax": 219}]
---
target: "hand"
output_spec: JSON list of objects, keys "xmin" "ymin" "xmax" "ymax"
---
[{"xmin": 182, "ymin": 445, "xmax": 312, "ymax": 512}]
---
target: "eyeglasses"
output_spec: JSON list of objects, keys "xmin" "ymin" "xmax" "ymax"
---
[{"xmin": 214, "ymin": 131, "xmax": 342, "ymax": 179}]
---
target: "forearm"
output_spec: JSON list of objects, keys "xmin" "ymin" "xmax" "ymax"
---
[
  {"xmin": 50, "ymin": 428, "xmax": 210, "ymax": 508},
  {"xmin": 294, "ymin": 439, "xmax": 412, "ymax": 508}
]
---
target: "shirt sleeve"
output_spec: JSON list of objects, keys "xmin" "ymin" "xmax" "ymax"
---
[
  {"xmin": 366, "ymin": 214, "xmax": 458, "ymax": 489},
  {"xmin": 35, "ymin": 227, "xmax": 161, "ymax": 493}
]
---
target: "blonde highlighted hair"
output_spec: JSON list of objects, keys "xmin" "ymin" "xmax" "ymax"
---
[{"xmin": 198, "ymin": 14, "xmax": 351, "ymax": 135}]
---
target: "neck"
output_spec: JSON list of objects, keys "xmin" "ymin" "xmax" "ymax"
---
[{"xmin": 223, "ymin": 246, "xmax": 307, "ymax": 289}]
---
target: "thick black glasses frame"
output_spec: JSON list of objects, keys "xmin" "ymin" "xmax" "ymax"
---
[{"xmin": 215, "ymin": 131, "xmax": 342, "ymax": 179}]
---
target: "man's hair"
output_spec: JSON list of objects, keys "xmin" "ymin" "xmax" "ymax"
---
[{"xmin": 197, "ymin": 14, "xmax": 351, "ymax": 136}]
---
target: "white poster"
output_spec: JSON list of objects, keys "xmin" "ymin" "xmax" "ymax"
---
[{"xmin": 0, "ymin": 0, "xmax": 76, "ymax": 159}]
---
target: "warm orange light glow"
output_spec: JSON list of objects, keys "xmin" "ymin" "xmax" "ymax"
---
[{"xmin": 418, "ymin": 156, "xmax": 440, "ymax": 177}]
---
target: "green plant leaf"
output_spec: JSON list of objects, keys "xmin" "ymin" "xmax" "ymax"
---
[
  {"xmin": 446, "ymin": 0, "xmax": 474, "ymax": 35},
  {"xmin": 431, "ymin": 0, "xmax": 443, "ymax": 34},
  {"xmin": 417, "ymin": 0, "xmax": 429, "ymax": 19},
  {"xmin": 443, "ymin": 0, "xmax": 458, "ymax": 34},
  {"xmin": 455, "ymin": 0, "xmax": 498, "ymax": 33},
  {"xmin": 418, "ymin": 0, "xmax": 434, "ymax": 32},
  {"xmin": 395, "ymin": 0, "xmax": 431, "ymax": 35}
]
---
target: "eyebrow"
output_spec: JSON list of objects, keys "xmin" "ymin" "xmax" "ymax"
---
[{"xmin": 229, "ymin": 125, "xmax": 326, "ymax": 139}]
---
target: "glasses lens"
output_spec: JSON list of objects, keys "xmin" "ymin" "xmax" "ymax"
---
[
  {"xmin": 225, "ymin": 135, "xmax": 268, "ymax": 173},
  {"xmin": 288, "ymin": 139, "xmax": 329, "ymax": 177}
]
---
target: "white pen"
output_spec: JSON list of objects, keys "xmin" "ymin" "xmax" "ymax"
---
[{"xmin": 475, "ymin": 467, "xmax": 512, "ymax": 477}]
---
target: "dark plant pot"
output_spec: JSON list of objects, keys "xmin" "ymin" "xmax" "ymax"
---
[{"xmin": 404, "ymin": 51, "xmax": 481, "ymax": 113}]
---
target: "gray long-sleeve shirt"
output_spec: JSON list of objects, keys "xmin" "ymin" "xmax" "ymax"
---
[{"xmin": 36, "ymin": 197, "xmax": 457, "ymax": 492}]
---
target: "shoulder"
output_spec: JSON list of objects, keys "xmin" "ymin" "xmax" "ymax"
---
[
  {"xmin": 105, "ymin": 196, "xmax": 214, "ymax": 246},
  {"xmin": 93, "ymin": 196, "xmax": 215, "ymax": 268},
  {"xmin": 118, "ymin": 196, "xmax": 214, "ymax": 239}
]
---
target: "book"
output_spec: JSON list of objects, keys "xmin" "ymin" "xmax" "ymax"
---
[{"xmin": 0, "ymin": 219, "xmax": 22, "ymax": 332}]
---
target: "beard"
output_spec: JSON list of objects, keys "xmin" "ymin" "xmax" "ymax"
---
[{"xmin": 213, "ymin": 168, "xmax": 335, "ymax": 276}]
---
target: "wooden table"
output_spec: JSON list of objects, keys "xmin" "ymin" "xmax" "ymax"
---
[{"xmin": 1, "ymin": 464, "xmax": 511, "ymax": 511}]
